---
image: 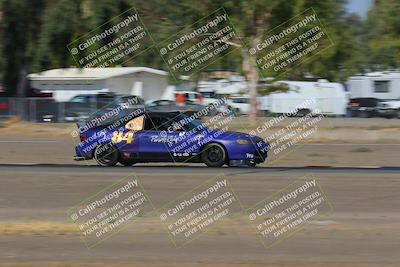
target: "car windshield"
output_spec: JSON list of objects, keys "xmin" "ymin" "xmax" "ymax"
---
[
  {"xmin": 70, "ymin": 95, "xmax": 87, "ymax": 103},
  {"xmin": 174, "ymin": 114, "xmax": 207, "ymax": 132},
  {"xmin": 232, "ymin": 98, "xmax": 249, "ymax": 103}
]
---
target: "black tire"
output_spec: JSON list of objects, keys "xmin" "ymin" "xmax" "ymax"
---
[
  {"xmin": 94, "ymin": 143, "xmax": 119, "ymax": 166},
  {"xmin": 201, "ymin": 143, "xmax": 227, "ymax": 167},
  {"xmin": 230, "ymin": 107, "xmax": 240, "ymax": 115},
  {"xmin": 119, "ymin": 159, "xmax": 135, "ymax": 166},
  {"xmin": 297, "ymin": 109, "xmax": 311, "ymax": 117},
  {"xmin": 397, "ymin": 109, "xmax": 400, "ymax": 119},
  {"xmin": 359, "ymin": 110, "xmax": 370, "ymax": 118},
  {"xmin": 262, "ymin": 110, "xmax": 272, "ymax": 117}
]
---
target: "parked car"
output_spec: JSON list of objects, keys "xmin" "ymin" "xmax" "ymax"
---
[
  {"xmin": 64, "ymin": 93, "xmax": 143, "ymax": 122},
  {"xmin": 349, "ymin": 98, "xmax": 382, "ymax": 118},
  {"xmin": 377, "ymin": 100, "xmax": 400, "ymax": 118},
  {"xmin": 63, "ymin": 93, "xmax": 117, "ymax": 122},
  {"xmin": 227, "ymin": 95, "xmax": 250, "ymax": 115},
  {"xmin": 145, "ymin": 99, "xmax": 215, "ymax": 117},
  {"xmin": 36, "ymin": 93, "xmax": 144, "ymax": 122},
  {"xmin": 0, "ymin": 98, "xmax": 10, "ymax": 119}
]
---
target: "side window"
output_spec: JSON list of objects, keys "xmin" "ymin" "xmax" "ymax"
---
[
  {"xmin": 364, "ymin": 99, "xmax": 374, "ymax": 107},
  {"xmin": 144, "ymin": 116, "xmax": 169, "ymax": 130},
  {"xmin": 144, "ymin": 116, "xmax": 158, "ymax": 130},
  {"xmin": 374, "ymin": 81, "xmax": 390, "ymax": 93},
  {"xmin": 171, "ymin": 121, "xmax": 185, "ymax": 131},
  {"xmin": 144, "ymin": 116, "xmax": 180, "ymax": 131},
  {"xmin": 125, "ymin": 115, "xmax": 144, "ymax": 131},
  {"xmin": 157, "ymin": 118, "xmax": 175, "ymax": 131},
  {"xmin": 70, "ymin": 96, "xmax": 86, "ymax": 103}
]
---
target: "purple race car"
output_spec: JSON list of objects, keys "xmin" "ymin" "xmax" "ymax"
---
[{"xmin": 74, "ymin": 111, "xmax": 269, "ymax": 167}]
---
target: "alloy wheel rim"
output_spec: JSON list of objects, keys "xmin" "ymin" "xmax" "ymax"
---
[
  {"xmin": 96, "ymin": 144, "xmax": 115, "ymax": 164},
  {"xmin": 208, "ymin": 146, "xmax": 222, "ymax": 162}
]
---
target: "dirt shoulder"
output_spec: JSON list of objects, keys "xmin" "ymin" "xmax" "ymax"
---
[
  {"xmin": 2, "ymin": 117, "xmax": 400, "ymax": 143},
  {"xmin": 0, "ymin": 118, "xmax": 399, "ymax": 166}
]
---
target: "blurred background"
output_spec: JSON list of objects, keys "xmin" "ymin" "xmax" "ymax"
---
[
  {"xmin": 1, "ymin": 2, "xmax": 400, "ymax": 267},
  {"xmin": 0, "ymin": 0, "xmax": 399, "ymax": 122}
]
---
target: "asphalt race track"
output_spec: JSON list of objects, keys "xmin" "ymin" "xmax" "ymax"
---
[{"xmin": 0, "ymin": 164, "xmax": 399, "ymax": 266}]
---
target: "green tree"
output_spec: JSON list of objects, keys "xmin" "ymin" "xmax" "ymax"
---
[
  {"xmin": 0, "ymin": 0, "xmax": 45, "ymax": 96},
  {"xmin": 33, "ymin": 0, "xmax": 82, "ymax": 71},
  {"xmin": 364, "ymin": 0, "xmax": 400, "ymax": 70},
  {"xmin": 0, "ymin": 0, "xmax": 369, "ymax": 99},
  {"xmin": 287, "ymin": 0, "xmax": 361, "ymax": 82}
]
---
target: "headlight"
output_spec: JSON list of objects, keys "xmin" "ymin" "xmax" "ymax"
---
[{"xmin": 236, "ymin": 139, "xmax": 251, "ymax": 145}]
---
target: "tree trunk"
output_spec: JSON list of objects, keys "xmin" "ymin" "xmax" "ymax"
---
[
  {"xmin": 242, "ymin": 40, "xmax": 259, "ymax": 126},
  {"xmin": 16, "ymin": 67, "xmax": 28, "ymax": 119}
]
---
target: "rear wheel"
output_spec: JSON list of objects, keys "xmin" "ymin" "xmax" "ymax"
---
[
  {"xmin": 94, "ymin": 143, "xmax": 119, "ymax": 166},
  {"xmin": 201, "ymin": 143, "xmax": 227, "ymax": 167}
]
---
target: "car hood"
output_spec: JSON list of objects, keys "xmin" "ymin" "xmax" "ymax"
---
[{"xmin": 379, "ymin": 100, "xmax": 400, "ymax": 108}]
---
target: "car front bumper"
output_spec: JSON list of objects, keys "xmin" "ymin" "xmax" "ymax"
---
[
  {"xmin": 227, "ymin": 139, "xmax": 269, "ymax": 165},
  {"xmin": 377, "ymin": 108, "xmax": 397, "ymax": 117}
]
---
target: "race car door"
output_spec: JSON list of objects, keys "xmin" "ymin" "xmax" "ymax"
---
[
  {"xmin": 136, "ymin": 114, "xmax": 175, "ymax": 161},
  {"xmin": 111, "ymin": 115, "xmax": 144, "ymax": 158}
]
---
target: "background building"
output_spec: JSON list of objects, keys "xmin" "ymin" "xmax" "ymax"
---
[{"xmin": 28, "ymin": 67, "xmax": 169, "ymax": 102}]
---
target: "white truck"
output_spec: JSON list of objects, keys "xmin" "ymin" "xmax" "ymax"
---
[
  {"xmin": 347, "ymin": 71, "xmax": 400, "ymax": 118},
  {"xmin": 347, "ymin": 71, "xmax": 400, "ymax": 100},
  {"xmin": 377, "ymin": 100, "xmax": 400, "ymax": 118},
  {"xmin": 258, "ymin": 80, "xmax": 348, "ymax": 116}
]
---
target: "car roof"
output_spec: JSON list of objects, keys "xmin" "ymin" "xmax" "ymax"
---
[
  {"xmin": 78, "ymin": 110, "xmax": 182, "ymax": 130},
  {"xmin": 145, "ymin": 111, "xmax": 181, "ymax": 118},
  {"xmin": 351, "ymin": 97, "xmax": 379, "ymax": 101},
  {"xmin": 72, "ymin": 93, "xmax": 114, "ymax": 98}
]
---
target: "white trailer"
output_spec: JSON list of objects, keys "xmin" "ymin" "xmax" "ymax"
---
[
  {"xmin": 347, "ymin": 72, "xmax": 400, "ymax": 100},
  {"xmin": 197, "ymin": 76, "xmax": 247, "ymax": 105},
  {"xmin": 258, "ymin": 80, "xmax": 348, "ymax": 116}
]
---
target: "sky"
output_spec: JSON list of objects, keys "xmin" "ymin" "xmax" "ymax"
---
[{"xmin": 346, "ymin": 0, "xmax": 374, "ymax": 17}]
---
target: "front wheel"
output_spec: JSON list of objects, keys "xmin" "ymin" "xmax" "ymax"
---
[
  {"xmin": 201, "ymin": 143, "xmax": 227, "ymax": 167},
  {"xmin": 94, "ymin": 143, "xmax": 119, "ymax": 166}
]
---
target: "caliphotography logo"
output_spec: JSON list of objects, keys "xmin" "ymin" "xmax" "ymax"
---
[
  {"xmin": 1, "ymin": 1, "xmax": 400, "ymax": 267},
  {"xmin": 67, "ymin": 175, "xmax": 154, "ymax": 248}
]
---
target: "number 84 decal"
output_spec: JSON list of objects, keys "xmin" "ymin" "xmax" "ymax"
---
[{"xmin": 111, "ymin": 131, "xmax": 134, "ymax": 144}]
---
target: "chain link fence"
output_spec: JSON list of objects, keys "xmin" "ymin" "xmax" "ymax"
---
[
  {"xmin": 0, "ymin": 97, "xmax": 70, "ymax": 123},
  {"xmin": 0, "ymin": 97, "xmax": 141, "ymax": 123}
]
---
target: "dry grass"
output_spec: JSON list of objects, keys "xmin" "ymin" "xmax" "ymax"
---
[
  {"xmin": 349, "ymin": 147, "xmax": 373, "ymax": 153},
  {"xmin": 0, "ymin": 222, "xmax": 79, "ymax": 235},
  {"xmin": 0, "ymin": 119, "xmax": 75, "ymax": 137},
  {"xmin": 1, "ymin": 117, "xmax": 400, "ymax": 144}
]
